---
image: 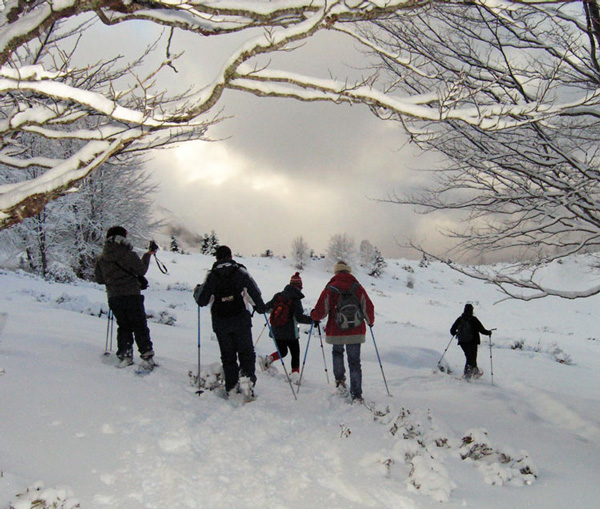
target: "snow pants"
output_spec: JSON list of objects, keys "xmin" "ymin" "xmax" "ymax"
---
[
  {"xmin": 332, "ymin": 343, "xmax": 362, "ymax": 399},
  {"xmin": 108, "ymin": 295, "xmax": 153, "ymax": 359},
  {"xmin": 459, "ymin": 342, "xmax": 478, "ymax": 375},
  {"xmin": 216, "ymin": 326, "xmax": 257, "ymax": 392},
  {"xmin": 271, "ymin": 337, "xmax": 301, "ymax": 371}
]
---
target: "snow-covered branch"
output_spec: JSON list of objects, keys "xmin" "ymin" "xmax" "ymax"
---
[{"xmin": 0, "ymin": 0, "xmax": 587, "ymax": 228}]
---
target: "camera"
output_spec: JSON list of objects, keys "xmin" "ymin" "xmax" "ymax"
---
[{"xmin": 148, "ymin": 240, "xmax": 159, "ymax": 252}]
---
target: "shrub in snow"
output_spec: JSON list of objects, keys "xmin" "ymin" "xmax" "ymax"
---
[
  {"xmin": 9, "ymin": 481, "xmax": 80, "ymax": 509},
  {"xmin": 146, "ymin": 309, "xmax": 177, "ymax": 326},
  {"xmin": 406, "ymin": 275, "xmax": 415, "ymax": 289},
  {"xmin": 166, "ymin": 281, "xmax": 193, "ymax": 292}
]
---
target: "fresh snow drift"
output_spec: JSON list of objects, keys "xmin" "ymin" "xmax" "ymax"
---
[{"xmin": 1, "ymin": 253, "xmax": 599, "ymax": 508}]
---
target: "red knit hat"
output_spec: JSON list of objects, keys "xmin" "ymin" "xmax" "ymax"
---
[{"xmin": 290, "ymin": 272, "xmax": 303, "ymax": 289}]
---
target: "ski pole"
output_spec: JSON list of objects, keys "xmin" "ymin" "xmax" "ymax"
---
[
  {"xmin": 437, "ymin": 336, "xmax": 454, "ymax": 372},
  {"xmin": 489, "ymin": 328, "xmax": 497, "ymax": 386},
  {"xmin": 104, "ymin": 309, "xmax": 113, "ymax": 355},
  {"xmin": 264, "ymin": 314, "xmax": 297, "ymax": 401},
  {"xmin": 253, "ymin": 323, "xmax": 267, "ymax": 347},
  {"xmin": 317, "ymin": 323, "xmax": 330, "ymax": 384},
  {"xmin": 297, "ymin": 322, "xmax": 314, "ymax": 393},
  {"xmin": 196, "ymin": 306, "xmax": 203, "ymax": 393},
  {"xmin": 369, "ymin": 326, "xmax": 391, "ymax": 397}
]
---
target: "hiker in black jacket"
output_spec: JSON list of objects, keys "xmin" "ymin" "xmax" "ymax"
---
[
  {"xmin": 450, "ymin": 303, "xmax": 492, "ymax": 379},
  {"xmin": 95, "ymin": 226, "xmax": 156, "ymax": 368},
  {"xmin": 259, "ymin": 272, "xmax": 313, "ymax": 379},
  {"xmin": 193, "ymin": 246, "xmax": 266, "ymax": 397}
]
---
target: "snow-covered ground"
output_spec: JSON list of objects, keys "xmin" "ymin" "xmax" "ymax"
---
[{"xmin": 1, "ymin": 252, "xmax": 599, "ymax": 508}]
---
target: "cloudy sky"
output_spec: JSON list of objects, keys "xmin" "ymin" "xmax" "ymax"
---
[{"xmin": 105, "ymin": 22, "xmax": 451, "ymax": 260}]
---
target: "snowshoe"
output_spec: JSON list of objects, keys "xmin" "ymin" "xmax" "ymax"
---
[
  {"xmin": 335, "ymin": 379, "xmax": 350, "ymax": 398},
  {"xmin": 258, "ymin": 355, "xmax": 273, "ymax": 372},
  {"xmin": 238, "ymin": 376, "xmax": 256, "ymax": 403},
  {"xmin": 136, "ymin": 358, "xmax": 158, "ymax": 375},
  {"xmin": 116, "ymin": 356, "xmax": 134, "ymax": 369}
]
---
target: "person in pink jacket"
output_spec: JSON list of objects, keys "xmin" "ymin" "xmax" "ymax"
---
[{"xmin": 311, "ymin": 261, "xmax": 375, "ymax": 402}]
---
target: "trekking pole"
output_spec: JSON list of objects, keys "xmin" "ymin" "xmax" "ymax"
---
[
  {"xmin": 263, "ymin": 314, "xmax": 297, "ymax": 401},
  {"xmin": 369, "ymin": 326, "xmax": 392, "ymax": 397},
  {"xmin": 104, "ymin": 309, "xmax": 114, "ymax": 355},
  {"xmin": 489, "ymin": 328, "xmax": 497, "ymax": 386},
  {"xmin": 253, "ymin": 323, "xmax": 267, "ymax": 347},
  {"xmin": 437, "ymin": 336, "xmax": 454, "ymax": 372},
  {"xmin": 196, "ymin": 306, "xmax": 203, "ymax": 394},
  {"xmin": 297, "ymin": 322, "xmax": 314, "ymax": 393},
  {"xmin": 317, "ymin": 324, "xmax": 330, "ymax": 384}
]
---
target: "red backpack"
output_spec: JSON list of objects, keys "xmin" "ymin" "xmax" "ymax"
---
[{"xmin": 269, "ymin": 294, "xmax": 293, "ymax": 327}]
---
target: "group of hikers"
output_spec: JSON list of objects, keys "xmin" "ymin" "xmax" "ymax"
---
[{"xmin": 95, "ymin": 226, "xmax": 492, "ymax": 402}]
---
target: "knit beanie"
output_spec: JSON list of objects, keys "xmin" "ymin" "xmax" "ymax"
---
[
  {"xmin": 334, "ymin": 260, "xmax": 352, "ymax": 274},
  {"xmin": 106, "ymin": 226, "xmax": 127, "ymax": 239},
  {"xmin": 290, "ymin": 272, "xmax": 303, "ymax": 289}
]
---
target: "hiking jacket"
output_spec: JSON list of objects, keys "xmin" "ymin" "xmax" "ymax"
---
[
  {"xmin": 450, "ymin": 313, "xmax": 491, "ymax": 345},
  {"xmin": 265, "ymin": 284, "xmax": 312, "ymax": 342},
  {"xmin": 310, "ymin": 272, "xmax": 375, "ymax": 345},
  {"xmin": 95, "ymin": 235, "xmax": 151, "ymax": 298},
  {"xmin": 193, "ymin": 259, "xmax": 266, "ymax": 333}
]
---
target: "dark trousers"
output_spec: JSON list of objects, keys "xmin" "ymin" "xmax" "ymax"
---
[
  {"xmin": 216, "ymin": 326, "xmax": 256, "ymax": 392},
  {"xmin": 459, "ymin": 342, "xmax": 478, "ymax": 374},
  {"xmin": 108, "ymin": 295, "xmax": 153, "ymax": 358},
  {"xmin": 332, "ymin": 343, "xmax": 362, "ymax": 399},
  {"xmin": 273, "ymin": 338, "xmax": 301, "ymax": 371}
]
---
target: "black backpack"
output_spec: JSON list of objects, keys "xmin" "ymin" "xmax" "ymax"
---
[
  {"xmin": 328, "ymin": 282, "xmax": 364, "ymax": 330},
  {"xmin": 269, "ymin": 294, "xmax": 293, "ymax": 327},
  {"xmin": 457, "ymin": 317, "xmax": 474, "ymax": 342},
  {"xmin": 211, "ymin": 267, "xmax": 246, "ymax": 318}
]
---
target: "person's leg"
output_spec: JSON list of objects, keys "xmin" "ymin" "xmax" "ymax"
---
[
  {"xmin": 346, "ymin": 343, "xmax": 362, "ymax": 399},
  {"xmin": 289, "ymin": 339, "xmax": 301, "ymax": 372},
  {"xmin": 217, "ymin": 331, "xmax": 240, "ymax": 391},
  {"xmin": 236, "ymin": 326, "xmax": 257, "ymax": 386},
  {"xmin": 129, "ymin": 295, "xmax": 153, "ymax": 358},
  {"xmin": 108, "ymin": 296, "xmax": 134, "ymax": 360},
  {"xmin": 332, "ymin": 344, "xmax": 346, "ymax": 385}
]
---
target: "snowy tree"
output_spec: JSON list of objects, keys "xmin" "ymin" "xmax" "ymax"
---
[
  {"xmin": 170, "ymin": 236, "xmax": 180, "ymax": 253},
  {"xmin": 0, "ymin": 151, "xmax": 156, "ymax": 280},
  {"xmin": 0, "ymin": 1, "xmax": 585, "ymax": 229},
  {"xmin": 200, "ymin": 231, "xmax": 219, "ymax": 256},
  {"xmin": 368, "ymin": 248, "xmax": 387, "ymax": 278},
  {"xmin": 291, "ymin": 236, "xmax": 310, "ymax": 270},
  {"xmin": 359, "ymin": 240, "xmax": 375, "ymax": 268},
  {"xmin": 327, "ymin": 234, "xmax": 356, "ymax": 266},
  {"xmin": 367, "ymin": 2, "xmax": 600, "ymax": 300}
]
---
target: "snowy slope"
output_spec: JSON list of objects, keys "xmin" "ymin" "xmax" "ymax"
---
[{"xmin": 1, "ymin": 252, "xmax": 599, "ymax": 508}]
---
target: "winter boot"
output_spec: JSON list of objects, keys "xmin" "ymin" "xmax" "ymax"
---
[
  {"xmin": 335, "ymin": 378, "xmax": 349, "ymax": 397},
  {"xmin": 290, "ymin": 369, "xmax": 300, "ymax": 385}
]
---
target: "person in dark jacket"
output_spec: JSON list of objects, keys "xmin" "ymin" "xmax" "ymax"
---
[
  {"xmin": 311, "ymin": 261, "xmax": 375, "ymax": 403},
  {"xmin": 450, "ymin": 303, "xmax": 492, "ymax": 379},
  {"xmin": 95, "ymin": 226, "xmax": 156, "ymax": 368},
  {"xmin": 193, "ymin": 245, "xmax": 266, "ymax": 398},
  {"xmin": 259, "ymin": 272, "xmax": 314, "ymax": 379}
]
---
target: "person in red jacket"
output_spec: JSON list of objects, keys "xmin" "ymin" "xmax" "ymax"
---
[{"xmin": 310, "ymin": 261, "xmax": 375, "ymax": 402}]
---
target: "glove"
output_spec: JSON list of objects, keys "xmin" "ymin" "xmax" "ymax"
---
[
  {"xmin": 312, "ymin": 319, "xmax": 321, "ymax": 327},
  {"xmin": 255, "ymin": 304, "xmax": 267, "ymax": 315}
]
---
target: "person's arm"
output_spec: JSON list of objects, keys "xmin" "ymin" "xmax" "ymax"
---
[
  {"xmin": 310, "ymin": 289, "xmax": 329, "ymax": 322},
  {"xmin": 360, "ymin": 287, "xmax": 375, "ymax": 326},
  {"xmin": 450, "ymin": 317, "xmax": 460, "ymax": 336},
  {"xmin": 193, "ymin": 272, "xmax": 214, "ymax": 307},
  {"xmin": 94, "ymin": 259, "xmax": 105, "ymax": 285},
  {"xmin": 294, "ymin": 299, "xmax": 313, "ymax": 324},
  {"xmin": 475, "ymin": 317, "xmax": 492, "ymax": 336}
]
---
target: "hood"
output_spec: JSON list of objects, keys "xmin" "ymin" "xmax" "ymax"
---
[
  {"xmin": 281, "ymin": 284, "xmax": 305, "ymax": 300},
  {"xmin": 101, "ymin": 236, "xmax": 133, "ymax": 262},
  {"xmin": 328, "ymin": 271, "xmax": 359, "ymax": 290},
  {"xmin": 211, "ymin": 260, "xmax": 241, "ymax": 277}
]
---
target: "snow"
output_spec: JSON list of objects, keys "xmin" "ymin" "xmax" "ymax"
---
[{"xmin": 1, "ymin": 252, "xmax": 599, "ymax": 508}]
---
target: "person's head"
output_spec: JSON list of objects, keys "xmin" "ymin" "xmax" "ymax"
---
[
  {"xmin": 290, "ymin": 272, "xmax": 303, "ymax": 290},
  {"xmin": 215, "ymin": 245, "xmax": 233, "ymax": 261},
  {"xmin": 334, "ymin": 260, "xmax": 352, "ymax": 274},
  {"xmin": 106, "ymin": 226, "xmax": 127, "ymax": 239},
  {"xmin": 463, "ymin": 303, "xmax": 474, "ymax": 316}
]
